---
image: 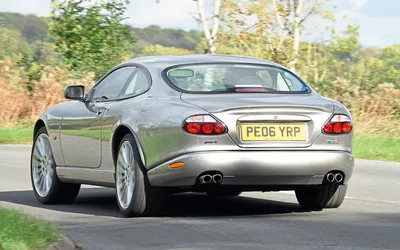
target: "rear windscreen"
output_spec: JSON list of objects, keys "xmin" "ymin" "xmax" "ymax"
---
[{"xmin": 165, "ymin": 64, "xmax": 310, "ymax": 93}]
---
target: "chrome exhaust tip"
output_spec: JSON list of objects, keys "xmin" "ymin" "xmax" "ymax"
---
[
  {"xmin": 199, "ymin": 174, "xmax": 212, "ymax": 184},
  {"xmin": 334, "ymin": 173, "xmax": 344, "ymax": 183},
  {"xmin": 212, "ymin": 174, "xmax": 223, "ymax": 184},
  {"xmin": 326, "ymin": 173, "xmax": 335, "ymax": 183}
]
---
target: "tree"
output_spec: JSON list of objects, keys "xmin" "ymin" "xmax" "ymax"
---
[
  {"xmin": 222, "ymin": 0, "xmax": 335, "ymax": 72},
  {"xmin": 157, "ymin": 0, "xmax": 222, "ymax": 54},
  {"xmin": 379, "ymin": 44, "xmax": 400, "ymax": 88},
  {"xmin": 26, "ymin": 41, "xmax": 63, "ymax": 83},
  {"xmin": 132, "ymin": 25, "xmax": 203, "ymax": 51},
  {"xmin": 48, "ymin": 0, "xmax": 134, "ymax": 79},
  {"xmin": 137, "ymin": 44, "xmax": 191, "ymax": 57},
  {"xmin": 332, "ymin": 25, "xmax": 360, "ymax": 60},
  {"xmin": 0, "ymin": 27, "xmax": 33, "ymax": 67},
  {"xmin": 380, "ymin": 44, "xmax": 400, "ymax": 67},
  {"xmin": 0, "ymin": 12, "xmax": 48, "ymax": 43},
  {"xmin": 32, "ymin": 41, "xmax": 61, "ymax": 67},
  {"xmin": 195, "ymin": 0, "xmax": 222, "ymax": 54}
]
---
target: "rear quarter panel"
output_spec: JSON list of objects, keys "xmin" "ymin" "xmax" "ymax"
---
[{"xmin": 126, "ymin": 97, "xmax": 238, "ymax": 170}]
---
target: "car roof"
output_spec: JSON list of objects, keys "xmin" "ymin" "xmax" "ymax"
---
[{"xmin": 122, "ymin": 54, "xmax": 282, "ymax": 69}]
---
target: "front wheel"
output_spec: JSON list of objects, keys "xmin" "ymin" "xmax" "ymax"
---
[
  {"xmin": 295, "ymin": 183, "xmax": 347, "ymax": 209},
  {"xmin": 115, "ymin": 134, "xmax": 165, "ymax": 217},
  {"xmin": 31, "ymin": 127, "xmax": 80, "ymax": 204}
]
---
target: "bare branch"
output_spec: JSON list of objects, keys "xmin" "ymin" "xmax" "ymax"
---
[{"xmin": 298, "ymin": 1, "xmax": 318, "ymax": 27}]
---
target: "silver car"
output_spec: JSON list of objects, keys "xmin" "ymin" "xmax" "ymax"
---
[{"xmin": 31, "ymin": 55, "xmax": 354, "ymax": 216}]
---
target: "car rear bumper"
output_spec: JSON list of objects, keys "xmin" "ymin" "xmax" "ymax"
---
[{"xmin": 147, "ymin": 151, "xmax": 354, "ymax": 187}]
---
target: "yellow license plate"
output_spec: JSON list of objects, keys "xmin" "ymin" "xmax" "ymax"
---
[{"xmin": 241, "ymin": 123, "xmax": 307, "ymax": 141}]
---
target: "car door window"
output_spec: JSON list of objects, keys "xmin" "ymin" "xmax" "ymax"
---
[
  {"xmin": 91, "ymin": 67, "xmax": 136, "ymax": 102},
  {"xmin": 120, "ymin": 68, "xmax": 151, "ymax": 98}
]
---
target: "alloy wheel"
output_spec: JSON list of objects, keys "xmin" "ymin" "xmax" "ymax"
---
[
  {"xmin": 116, "ymin": 141, "xmax": 136, "ymax": 209},
  {"xmin": 32, "ymin": 134, "xmax": 54, "ymax": 197}
]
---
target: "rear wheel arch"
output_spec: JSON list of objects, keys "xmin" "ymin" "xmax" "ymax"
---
[
  {"xmin": 33, "ymin": 119, "xmax": 46, "ymax": 140},
  {"xmin": 112, "ymin": 125, "xmax": 146, "ymax": 168}
]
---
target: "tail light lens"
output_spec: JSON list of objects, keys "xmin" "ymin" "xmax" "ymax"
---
[
  {"xmin": 323, "ymin": 114, "xmax": 352, "ymax": 134},
  {"xmin": 183, "ymin": 115, "xmax": 227, "ymax": 135}
]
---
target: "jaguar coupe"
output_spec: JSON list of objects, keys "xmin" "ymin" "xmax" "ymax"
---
[{"xmin": 31, "ymin": 55, "xmax": 354, "ymax": 216}]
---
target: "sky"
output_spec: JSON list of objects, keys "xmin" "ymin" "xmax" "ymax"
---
[{"xmin": 0, "ymin": 0, "xmax": 398, "ymax": 48}]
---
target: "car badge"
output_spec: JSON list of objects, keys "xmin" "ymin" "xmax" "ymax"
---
[{"xmin": 327, "ymin": 139, "xmax": 338, "ymax": 144}]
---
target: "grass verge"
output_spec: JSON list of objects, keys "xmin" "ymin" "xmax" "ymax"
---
[
  {"xmin": 352, "ymin": 132, "xmax": 400, "ymax": 162},
  {"xmin": 0, "ymin": 208, "xmax": 61, "ymax": 250},
  {"xmin": 0, "ymin": 126, "xmax": 398, "ymax": 162},
  {"xmin": 0, "ymin": 127, "xmax": 32, "ymax": 144}
]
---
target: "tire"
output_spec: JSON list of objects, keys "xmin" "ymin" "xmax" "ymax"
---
[
  {"xmin": 206, "ymin": 190, "xmax": 242, "ymax": 197},
  {"xmin": 115, "ymin": 134, "xmax": 165, "ymax": 217},
  {"xmin": 31, "ymin": 127, "xmax": 81, "ymax": 204},
  {"xmin": 295, "ymin": 183, "xmax": 347, "ymax": 209}
]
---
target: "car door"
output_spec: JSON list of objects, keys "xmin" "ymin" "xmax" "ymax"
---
[{"xmin": 60, "ymin": 66, "xmax": 136, "ymax": 168}]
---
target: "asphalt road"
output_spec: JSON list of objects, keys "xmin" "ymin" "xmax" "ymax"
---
[{"xmin": 1, "ymin": 145, "xmax": 399, "ymax": 250}]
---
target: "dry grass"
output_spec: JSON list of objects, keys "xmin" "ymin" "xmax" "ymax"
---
[
  {"xmin": 322, "ymin": 77, "xmax": 400, "ymax": 137},
  {"xmin": 0, "ymin": 57, "xmax": 94, "ymax": 126}
]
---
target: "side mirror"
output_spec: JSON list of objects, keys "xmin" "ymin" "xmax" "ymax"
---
[{"xmin": 64, "ymin": 85, "xmax": 85, "ymax": 100}]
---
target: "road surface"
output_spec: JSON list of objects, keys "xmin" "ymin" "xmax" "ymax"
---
[{"xmin": 1, "ymin": 145, "xmax": 399, "ymax": 250}]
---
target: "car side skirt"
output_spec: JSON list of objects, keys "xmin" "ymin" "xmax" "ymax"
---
[{"xmin": 56, "ymin": 166, "xmax": 115, "ymax": 187}]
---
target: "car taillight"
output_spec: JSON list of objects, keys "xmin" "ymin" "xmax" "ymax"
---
[
  {"xmin": 182, "ymin": 115, "xmax": 227, "ymax": 135},
  {"xmin": 323, "ymin": 114, "xmax": 352, "ymax": 134}
]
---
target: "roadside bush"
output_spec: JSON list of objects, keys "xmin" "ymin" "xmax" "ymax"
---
[
  {"xmin": 0, "ymin": 57, "xmax": 94, "ymax": 126},
  {"xmin": 0, "ymin": 57, "xmax": 28, "ymax": 124},
  {"xmin": 321, "ymin": 77, "xmax": 400, "ymax": 136}
]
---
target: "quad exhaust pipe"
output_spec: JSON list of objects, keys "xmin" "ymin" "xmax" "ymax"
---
[
  {"xmin": 326, "ymin": 173, "xmax": 335, "ymax": 182},
  {"xmin": 199, "ymin": 174, "xmax": 212, "ymax": 184},
  {"xmin": 199, "ymin": 174, "xmax": 223, "ymax": 184},
  {"xmin": 326, "ymin": 172, "xmax": 344, "ymax": 183},
  {"xmin": 334, "ymin": 173, "xmax": 343, "ymax": 183},
  {"xmin": 212, "ymin": 174, "xmax": 223, "ymax": 184}
]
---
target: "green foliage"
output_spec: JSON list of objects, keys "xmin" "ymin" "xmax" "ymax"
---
[
  {"xmin": 137, "ymin": 44, "xmax": 191, "ymax": 57},
  {"xmin": 0, "ymin": 12, "xmax": 48, "ymax": 43},
  {"xmin": 0, "ymin": 27, "xmax": 33, "ymax": 66},
  {"xmin": 379, "ymin": 45, "xmax": 400, "ymax": 87},
  {"xmin": 133, "ymin": 25, "xmax": 203, "ymax": 51},
  {"xmin": 48, "ymin": 0, "xmax": 134, "ymax": 79},
  {"xmin": 32, "ymin": 41, "xmax": 61, "ymax": 67},
  {"xmin": 26, "ymin": 42, "xmax": 63, "ymax": 82},
  {"xmin": 332, "ymin": 25, "xmax": 360, "ymax": 60}
]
